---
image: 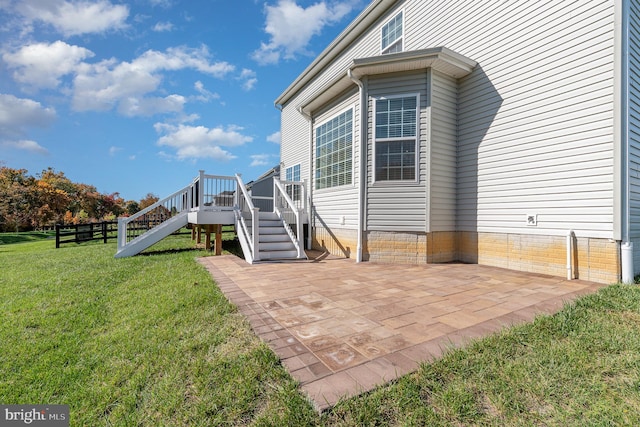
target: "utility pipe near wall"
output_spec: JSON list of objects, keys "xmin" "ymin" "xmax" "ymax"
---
[
  {"xmin": 620, "ymin": 0, "xmax": 635, "ymax": 283},
  {"xmin": 566, "ymin": 230, "xmax": 574, "ymax": 280},
  {"xmin": 297, "ymin": 106, "xmax": 314, "ymax": 251}
]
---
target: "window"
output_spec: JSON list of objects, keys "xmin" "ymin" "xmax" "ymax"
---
[
  {"xmin": 374, "ymin": 95, "xmax": 418, "ymax": 181},
  {"xmin": 315, "ymin": 108, "xmax": 353, "ymax": 190},
  {"xmin": 285, "ymin": 164, "xmax": 301, "ymax": 201},
  {"xmin": 381, "ymin": 11, "xmax": 403, "ymax": 54}
]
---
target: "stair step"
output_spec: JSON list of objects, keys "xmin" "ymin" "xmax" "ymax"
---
[
  {"xmin": 258, "ymin": 226, "xmax": 289, "ymax": 235},
  {"xmin": 258, "ymin": 249, "xmax": 299, "ymax": 260},
  {"xmin": 260, "ymin": 241, "xmax": 296, "ymax": 251},
  {"xmin": 258, "ymin": 212, "xmax": 280, "ymax": 220},
  {"xmin": 259, "ymin": 220, "xmax": 283, "ymax": 227},
  {"xmin": 260, "ymin": 234, "xmax": 292, "ymax": 243}
]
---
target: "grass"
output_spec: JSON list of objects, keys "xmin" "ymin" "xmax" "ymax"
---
[{"xmin": 2, "ymin": 235, "xmax": 640, "ymax": 425}]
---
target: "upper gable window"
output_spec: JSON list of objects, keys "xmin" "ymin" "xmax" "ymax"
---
[{"xmin": 381, "ymin": 11, "xmax": 403, "ymax": 54}]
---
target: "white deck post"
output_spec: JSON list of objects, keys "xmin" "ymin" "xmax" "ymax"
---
[
  {"xmin": 117, "ymin": 217, "xmax": 125, "ymax": 252},
  {"xmin": 198, "ymin": 170, "xmax": 205, "ymax": 209},
  {"xmin": 296, "ymin": 209, "xmax": 304, "ymax": 258},
  {"xmin": 251, "ymin": 206, "xmax": 260, "ymax": 261}
]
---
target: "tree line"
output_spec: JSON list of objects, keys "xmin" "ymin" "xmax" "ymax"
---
[{"xmin": 0, "ymin": 166, "xmax": 160, "ymax": 232}]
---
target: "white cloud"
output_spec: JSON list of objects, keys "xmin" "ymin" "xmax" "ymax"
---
[
  {"xmin": 239, "ymin": 68, "xmax": 257, "ymax": 91},
  {"xmin": 252, "ymin": 0, "xmax": 356, "ymax": 65},
  {"xmin": 118, "ymin": 94, "xmax": 186, "ymax": 117},
  {"xmin": 71, "ymin": 45, "xmax": 234, "ymax": 115},
  {"xmin": 108, "ymin": 146, "xmax": 122, "ymax": 156},
  {"xmin": 0, "ymin": 93, "xmax": 56, "ymax": 137},
  {"xmin": 266, "ymin": 131, "xmax": 281, "ymax": 144},
  {"xmin": 250, "ymin": 154, "xmax": 272, "ymax": 167},
  {"xmin": 3, "ymin": 41, "xmax": 94, "ymax": 89},
  {"xmin": 192, "ymin": 81, "xmax": 220, "ymax": 102},
  {"xmin": 1, "ymin": 139, "xmax": 49, "ymax": 155},
  {"xmin": 152, "ymin": 21, "xmax": 174, "ymax": 32},
  {"xmin": 154, "ymin": 122, "xmax": 252, "ymax": 161},
  {"xmin": 15, "ymin": 0, "xmax": 129, "ymax": 36},
  {"xmin": 0, "ymin": 93, "xmax": 54, "ymax": 155}
]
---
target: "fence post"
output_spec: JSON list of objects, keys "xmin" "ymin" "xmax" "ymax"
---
[
  {"xmin": 55, "ymin": 224, "xmax": 61, "ymax": 249},
  {"xmin": 103, "ymin": 221, "xmax": 108, "ymax": 244}
]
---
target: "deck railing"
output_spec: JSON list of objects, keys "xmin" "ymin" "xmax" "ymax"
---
[
  {"xmin": 117, "ymin": 171, "xmax": 237, "ymax": 253},
  {"xmin": 274, "ymin": 178, "xmax": 306, "ymax": 258},
  {"xmin": 234, "ymin": 174, "xmax": 259, "ymax": 263}
]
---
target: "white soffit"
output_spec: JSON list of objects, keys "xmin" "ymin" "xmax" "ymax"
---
[{"xmin": 301, "ymin": 47, "xmax": 477, "ymax": 115}]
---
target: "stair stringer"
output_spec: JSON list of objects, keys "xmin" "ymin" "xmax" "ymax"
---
[{"xmin": 115, "ymin": 212, "xmax": 188, "ymax": 258}]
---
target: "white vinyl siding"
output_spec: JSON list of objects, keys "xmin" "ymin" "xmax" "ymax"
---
[
  {"xmin": 628, "ymin": 0, "xmax": 640, "ymax": 272},
  {"xmin": 280, "ymin": 106, "xmax": 310, "ymax": 185},
  {"xmin": 367, "ymin": 71, "xmax": 427, "ymax": 231},
  {"xmin": 436, "ymin": 0, "xmax": 616, "ymax": 238},
  {"xmin": 430, "ymin": 70, "xmax": 458, "ymax": 231},
  {"xmin": 280, "ymin": 0, "xmax": 616, "ymax": 239}
]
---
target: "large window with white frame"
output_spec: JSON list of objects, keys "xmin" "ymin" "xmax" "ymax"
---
[
  {"xmin": 374, "ymin": 95, "xmax": 418, "ymax": 181},
  {"xmin": 315, "ymin": 108, "xmax": 353, "ymax": 190},
  {"xmin": 285, "ymin": 164, "xmax": 301, "ymax": 201},
  {"xmin": 381, "ymin": 10, "xmax": 403, "ymax": 54}
]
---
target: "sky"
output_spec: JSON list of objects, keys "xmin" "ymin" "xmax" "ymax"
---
[{"xmin": 0, "ymin": 0, "xmax": 365, "ymax": 201}]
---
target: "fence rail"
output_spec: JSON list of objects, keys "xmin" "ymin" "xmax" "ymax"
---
[{"xmin": 55, "ymin": 221, "xmax": 118, "ymax": 248}]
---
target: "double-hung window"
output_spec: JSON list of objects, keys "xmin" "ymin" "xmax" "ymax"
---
[
  {"xmin": 374, "ymin": 95, "xmax": 418, "ymax": 182},
  {"xmin": 381, "ymin": 11, "xmax": 403, "ymax": 54},
  {"xmin": 285, "ymin": 164, "xmax": 301, "ymax": 201},
  {"xmin": 315, "ymin": 108, "xmax": 353, "ymax": 190}
]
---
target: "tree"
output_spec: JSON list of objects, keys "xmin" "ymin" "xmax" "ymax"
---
[
  {"xmin": 139, "ymin": 193, "xmax": 159, "ymax": 210},
  {"xmin": 125, "ymin": 200, "xmax": 140, "ymax": 216},
  {"xmin": 0, "ymin": 167, "xmax": 38, "ymax": 232}
]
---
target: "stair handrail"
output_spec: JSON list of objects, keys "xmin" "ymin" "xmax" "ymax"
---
[
  {"xmin": 273, "ymin": 178, "xmax": 304, "ymax": 258},
  {"xmin": 235, "ymin": 174, "xmax": 260, "ymax": 262},
  {"xmin": 117, "ymin": 183, "xmax": 192, "ymax": 252}
]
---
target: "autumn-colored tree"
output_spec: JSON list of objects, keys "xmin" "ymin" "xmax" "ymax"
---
[
  {"xmin": 63, "ymin": 211, "xmax": 74, "ymax": 224},
  {"xmin": 0, "ymin": 166, "xmax": 158, "ymax": 231},
  {"xmin": 0, "ymin": 167, "xmax": 38, "ymax": 232},
  {"xmin": 139, "ymin": 193, "xmax": 159, "ymax": 210},
  {"xmin": 125, "ymin": 200, "xmax": 140, "ymax": 215}
]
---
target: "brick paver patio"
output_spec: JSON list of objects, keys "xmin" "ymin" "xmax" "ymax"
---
[{"xmin": 197, "ymin": 252, "xmax": 607, "ymax": 411}]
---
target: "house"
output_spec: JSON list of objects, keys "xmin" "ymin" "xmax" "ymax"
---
[
  {"xmin": 246, "ymin": 165, "xmax": 280, "ymax": 212},
  {"xmin": 274, "ymin": 0, "xmax": 640, "ymax": 284}
]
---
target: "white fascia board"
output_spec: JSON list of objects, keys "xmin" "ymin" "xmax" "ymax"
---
[{"xmin": 300, "ymin": 47, "xmax": 477, "ymax": 115}]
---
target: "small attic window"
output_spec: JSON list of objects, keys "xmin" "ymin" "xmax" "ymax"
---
[{"xmin": 381, "ymin": 11, "xmax": 403, "ymax": 54}]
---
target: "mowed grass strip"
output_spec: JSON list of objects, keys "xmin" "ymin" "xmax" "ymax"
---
[
  {"xmin": 326, "ymin": 284, "xmax": 640, "ymax": 426},
  {"xmin": 0, "ymin": 236, "xmax": 316, "ymax": 426},
  {"xmin": 2, "ymin": 234, "xmax": 640, "ymax": 426}
]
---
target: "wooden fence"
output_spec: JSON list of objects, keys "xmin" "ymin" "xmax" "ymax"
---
[{"xmin": 55, "ymin": 221, "xmax": 118, "ymax": 248}]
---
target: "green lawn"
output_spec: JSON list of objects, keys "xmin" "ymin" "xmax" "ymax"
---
[{"xmin": 2, "ymin": 235, "xmax": 640, "ymax": 426}]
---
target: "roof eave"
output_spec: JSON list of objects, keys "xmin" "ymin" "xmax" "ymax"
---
[
  {"xmin": 274, "ymin": 0, "xmax": 397, "ymax": 107},
  {"xmin": 300, "ymin": 47, "xmax": 477, "ymax": 115}
]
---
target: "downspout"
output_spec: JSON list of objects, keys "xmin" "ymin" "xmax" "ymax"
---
[
  {"xmin": 620, "ymin": 0, "xmax": 634, "ymax": 283},
  {"xmin": 297, "ymin": 106, "xmax": 314, "ymax": 250},
  {"xmin": 348, "ymin": 69, "xmax": 367, "ymax": 263}
]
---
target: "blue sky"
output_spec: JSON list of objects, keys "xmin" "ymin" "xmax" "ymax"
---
[{"xmin": 0, "ymin": 0, "xmax": 365, "ymax": 201}]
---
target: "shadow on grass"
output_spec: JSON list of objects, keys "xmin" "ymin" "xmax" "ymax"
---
[
  {"xmin": 0, "ymin": 232, "xmax": 55, "ymax": 245},
  {"xmin": 138, "ymin": 247, "xmax": 205, "ymax": 256}
]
